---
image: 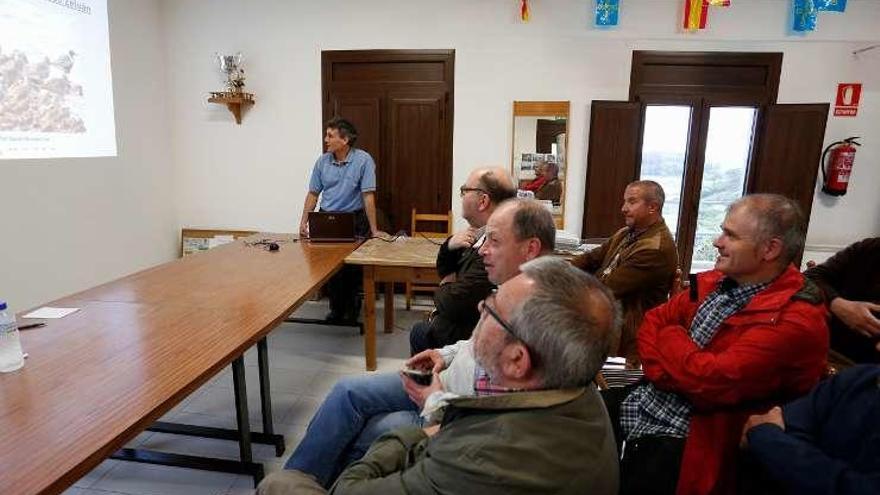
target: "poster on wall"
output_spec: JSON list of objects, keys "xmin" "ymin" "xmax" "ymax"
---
[
  {"xmin": 0, "ymin": 0, "xmax": 117, "ymax": 159},
  {"xmin": 834, "ymin": 83, "xmax": 862, "ymax": 117}
]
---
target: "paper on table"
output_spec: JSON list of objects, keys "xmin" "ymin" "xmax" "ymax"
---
[{"xmin": 22, "ymin": 307, "xmax": 80, "ymax": 319}]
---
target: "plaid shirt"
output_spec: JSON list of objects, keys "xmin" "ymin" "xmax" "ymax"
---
[
  {"xmin": 473, "ymin": 365, "xmax": 535, "ymax": 396},
  {"xmin": 620, "ymin": 278, "xmax": 768, "ymax": 441}
]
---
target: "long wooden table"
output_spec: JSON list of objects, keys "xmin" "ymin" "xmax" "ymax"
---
[
  {"xmin": 0, "ymin": 235, "xmax": 356, "ymax": 495},
  {"xmin": 345, "ymin": 237, "xmax": 441, "ymax": 370}
]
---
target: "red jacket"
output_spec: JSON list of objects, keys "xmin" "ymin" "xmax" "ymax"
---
[{"xmin": 638, "ymin": 265, "xmax": 829, "ymax": 495}]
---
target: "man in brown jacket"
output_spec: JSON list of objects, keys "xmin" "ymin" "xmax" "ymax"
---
[{"xmin": 572, "ymin": 180, "xmax": 677, "ymax": 364}]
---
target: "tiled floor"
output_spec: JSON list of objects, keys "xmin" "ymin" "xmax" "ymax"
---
[{"xmin": 64, "ymin": 297, "xmax": 429, "ymax": 495}]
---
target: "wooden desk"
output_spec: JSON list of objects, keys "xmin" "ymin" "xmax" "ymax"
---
[
  {"xmin": 345, "ymin": 238, "xmax": 440, "ymax": 370},
  {"xmin": 0, "ymin": 236, "xmax": 356, "ymax": 495}
]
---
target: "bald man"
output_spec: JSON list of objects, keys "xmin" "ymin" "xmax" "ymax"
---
[{"xmin": 409, "ymin": 167, "xmax": 518, "ymax": 355}]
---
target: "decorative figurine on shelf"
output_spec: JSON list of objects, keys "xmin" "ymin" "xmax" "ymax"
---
[
  {"xmin": 215, "ymin": 52, "xmax": 246, "ymax": 93},
  {"xmin": 209, "ymin": 52, "xmax": 255, "ymax": 124}
]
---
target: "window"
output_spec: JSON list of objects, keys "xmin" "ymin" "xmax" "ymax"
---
[
  {"xmin": 630, "ymin": 52, "xmax": 779, "ymax": 274},
  {"xmin": 584, "ymin": 52, "xmax": 825, "ymax": 272}
]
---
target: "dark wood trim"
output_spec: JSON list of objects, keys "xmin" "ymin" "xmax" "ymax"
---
[{"xmin": 630, "ymin": 51, "xmax": 782, "ymax": 105}]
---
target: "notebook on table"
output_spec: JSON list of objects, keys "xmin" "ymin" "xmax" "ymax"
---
[{"xmin": 308, "ymin": 211, "xmax": 357, "ymax": 242}]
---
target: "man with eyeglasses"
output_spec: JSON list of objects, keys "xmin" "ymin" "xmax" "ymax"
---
[
  {"xmin": 259, "ymin": 257, "xmax": 620, "ymax": 495},
  {"xmin": 408, "ymin": 167, "xmax": 517, "ymax": 355},
  {"xmin": 267, "ymin": 199, "xmax": 555, "ymax": 491}
]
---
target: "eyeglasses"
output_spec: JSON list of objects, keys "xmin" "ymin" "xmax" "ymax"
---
[
  {"xmin": 459, "ymin": 186, "xmax": 487, "ymax": 198},
  {"xmin": 478, "ymin": 289, "xmax": 516, "ymax": 338}
]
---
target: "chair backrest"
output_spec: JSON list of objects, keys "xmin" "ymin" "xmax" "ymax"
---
[{"xmin": 411, "ymin": 208, "xmax": 453, "ymax": 239}]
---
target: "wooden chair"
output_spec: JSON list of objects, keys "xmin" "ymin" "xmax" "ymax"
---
[{"xmin": 406, "ymin": 208, "xmax": 453, "ymax": 310}]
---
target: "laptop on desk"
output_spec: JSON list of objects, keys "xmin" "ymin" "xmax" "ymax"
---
[{"xmin": 308, "ymin": 211, "xmax": 357, "ymax": 242}]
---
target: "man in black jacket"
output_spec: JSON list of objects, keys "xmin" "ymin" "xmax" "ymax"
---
[
  {"xmin": 409, "ymin": 166, "xmax": 516, "ymax": 355},
  {"xmin": 804, "ymin": 237, "xmax": 880, "ymax": 363}
]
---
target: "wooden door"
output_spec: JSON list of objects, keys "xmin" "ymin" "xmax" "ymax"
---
[
  {"xmin": 323, "ymin": 50, "xmax": 454, "ymax": 233},
  {"xmin": 536, "ymin": 119, "xmax": 566, "ymax": 154},
  {"xmin": 749, "ymin": 103, "xmax": 829, "ymax": 264},
  {"xmin": 582, "ymin": 101, "xmax": 643, "ymax": 239}
]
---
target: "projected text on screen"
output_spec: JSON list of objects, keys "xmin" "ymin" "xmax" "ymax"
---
[{"xmin": 0, "ymin": 0, "xmax": 116, "ymax": 159}]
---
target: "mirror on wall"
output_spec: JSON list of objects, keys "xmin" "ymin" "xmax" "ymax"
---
[{"xmin": 511, "ymin": 101, "xmax": 569, "ymax": 228}]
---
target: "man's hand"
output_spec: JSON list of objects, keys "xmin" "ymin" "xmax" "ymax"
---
[
  {"xmin": 422, "ymin": 424, "xmax": 441, "ymax": 437},
  {"xmin": 447, "ymin": 227, "xmax": 479, "ymax": 250},
  {"xmin": 401, "ymin": 371, "xmax": 444, "ymax": 410},
  {"xmin": 830, "ymin": 298, "xmax": 880, "ymax": 339},
  {"xmin": 406, "ymin": 349, "xmax": 446, "ymax": 374},
  {"xmin": 740, "ymin": 406, "xmax": 785, "ymax": 449},
  {"xmin": 299, "ymin": 220, "xmax": 309, "ymax": 238},
  {"xmin": 372, "ymin": 229, "xmax": 389, "ymax": 239}
]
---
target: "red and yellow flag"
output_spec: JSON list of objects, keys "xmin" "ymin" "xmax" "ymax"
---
[
  {"xmin": 684, "ymin": 0, "xmax": 731, "ymax": 31},
  {"xmin": 684, "ymin": 0, "xmax": 708, "ymax": 30},
  {"xmin": 520, "ymin": 0, "xmax": 530, "ymax": 22}
]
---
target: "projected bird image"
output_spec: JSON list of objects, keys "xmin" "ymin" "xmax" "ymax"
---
[{"xmin": 0, "ymin": 46, "xmax": 86, "ymax": 133}]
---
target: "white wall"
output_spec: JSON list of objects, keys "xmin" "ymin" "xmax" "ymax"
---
[
  {"xmin": 164, "ymin": 0, "xmax": 879, "ymax": 247},
  {"xmin": 0, "ymin": 0, "xmax": 175, "ymax": 311},
  {"xmin": 5, "ymin": 0, "xmax": 878, "ymax": 309}
]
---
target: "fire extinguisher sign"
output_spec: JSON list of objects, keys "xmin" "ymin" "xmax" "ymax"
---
[{"xmin": 834, "ymin": 83, "xmax": 862, "ymax": 117}]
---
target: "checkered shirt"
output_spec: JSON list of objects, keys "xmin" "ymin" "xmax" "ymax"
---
[
  {"xmin": 620, "ymin": 278, "xmax": 768, "ymax": 441},
  {"xmin": 473, "ymin": 365, "xmax": 532, "ymax": 396}
]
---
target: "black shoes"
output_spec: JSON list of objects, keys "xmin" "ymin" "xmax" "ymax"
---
[{"xmin": 324, "ymin": 310, "xmax": 359, "ymax": 325}]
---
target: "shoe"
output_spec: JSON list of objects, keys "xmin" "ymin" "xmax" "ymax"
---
[{"xmin": 324, "ymin": 310, "xmax": 344, "ymax": 324}]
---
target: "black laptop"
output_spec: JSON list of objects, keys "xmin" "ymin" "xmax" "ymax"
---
[{"xmin": 308, "ymin": 211, "xmax": 357, "ymax": 242}]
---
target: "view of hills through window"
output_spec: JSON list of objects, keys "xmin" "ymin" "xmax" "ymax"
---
[{"xmin": 640, "ymin": 105, "xmax": 757, "ymax": 272}]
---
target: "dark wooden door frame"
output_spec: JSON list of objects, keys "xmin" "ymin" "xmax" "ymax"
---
[
  {"xmin": 629, "ymin": 51, "xmax": 782, "ymax": 273},
  {"xmin": 321, "ymin": 50, "xmax": 455, "ymax": 232}
]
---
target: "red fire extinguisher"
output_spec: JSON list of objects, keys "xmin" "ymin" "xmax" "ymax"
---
[{"xmin": 821, "ymin": 137, "xmax": 861, "ymax": 196}]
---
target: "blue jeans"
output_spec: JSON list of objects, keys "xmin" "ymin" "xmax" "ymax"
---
[
  {"xmin": 409, "ymin": 320, "xmax": 433, "ymax": 356},
  {"xmin": 284, "ymin": 372, "xmax": 422, "ymax": 487}
]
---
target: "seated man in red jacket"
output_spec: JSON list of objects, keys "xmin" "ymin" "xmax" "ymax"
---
[{"xmin": 617, "ymin": 194, "xmax": 829, "ymax": 495}]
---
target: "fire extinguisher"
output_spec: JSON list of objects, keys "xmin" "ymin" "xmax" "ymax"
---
[{"xmin": 820, "ymin": 137, "xmax": 861, "ymax": 196}]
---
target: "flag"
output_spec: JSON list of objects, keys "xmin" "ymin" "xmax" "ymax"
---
[
  {"xmin": 815, "ymin": 0, "xmax": 846, "ymax": 12},
  {"xmin": 684, "ymin": 0, "xmax": 708, "ymax": 30},
  {"xmin": 596, "ymin": 0, "xmax": 620, "ymax": 26},
  {"xmin": 793, "ymin": 0, "xmax": 818, "ymax": 31},
  {"xmin": 520, "ymin": 0, "xmax": 530, "ymax": 22}
]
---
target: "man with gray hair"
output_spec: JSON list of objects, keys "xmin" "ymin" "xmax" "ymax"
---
[
  {"xmin": 269, "ymin": 199, "xmax": 555, "ymax": 491},
  {"xmin": 534, "ymin": 161, "xmax": 562, "ymax": 204},
  {"xmin": 572, "ymin": 180, "xmax": 678, "ymax": 364},
  {"xmin": 613, "ymin": 194, "xmax": 829, "ymax": 495},
  {"xmin": 260, "ymin": 257, "xmax": 621, "ymax": 494},
  {"xmin": 409, "ymin": 166, "xmax": 518, "ymax": 354}
]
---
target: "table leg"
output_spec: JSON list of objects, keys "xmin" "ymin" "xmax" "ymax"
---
[
  {"xmin": 384, "ymin": 282, "xmax": 394, "ymax": 333},
  {"xmin": 363, "ymin": 265, "xmax": 377, "ymax": 371},
  {"xmin": 232, "ymin": 357, "xmax": 254, "ymax": 464},
  {"xmin": 257, "ymin": 338, "xmax": 285, "ymax": 456}
]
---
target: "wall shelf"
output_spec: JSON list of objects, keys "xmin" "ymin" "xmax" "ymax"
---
[{"xmin": 208, "ymin": 91, "xmax": 255, "ymax": 124}]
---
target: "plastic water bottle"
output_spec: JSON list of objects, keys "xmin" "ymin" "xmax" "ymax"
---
[{"xmin": 0, "ymin": 300, "xmax": 25, "ymax": 372}]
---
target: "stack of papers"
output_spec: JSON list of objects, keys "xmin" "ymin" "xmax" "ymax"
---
[
  {"xmin": 555, "ymin": 230, "xmax": 581, "ymax": 251},
  {"xmin": 600, "ymin": 357, "xmax": 644, "ymax": 388}
]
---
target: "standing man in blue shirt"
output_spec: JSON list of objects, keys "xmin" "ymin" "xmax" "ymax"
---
[{"xmin": 300, "ymin": 117, "xmax": 382, "ymax": 323}]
